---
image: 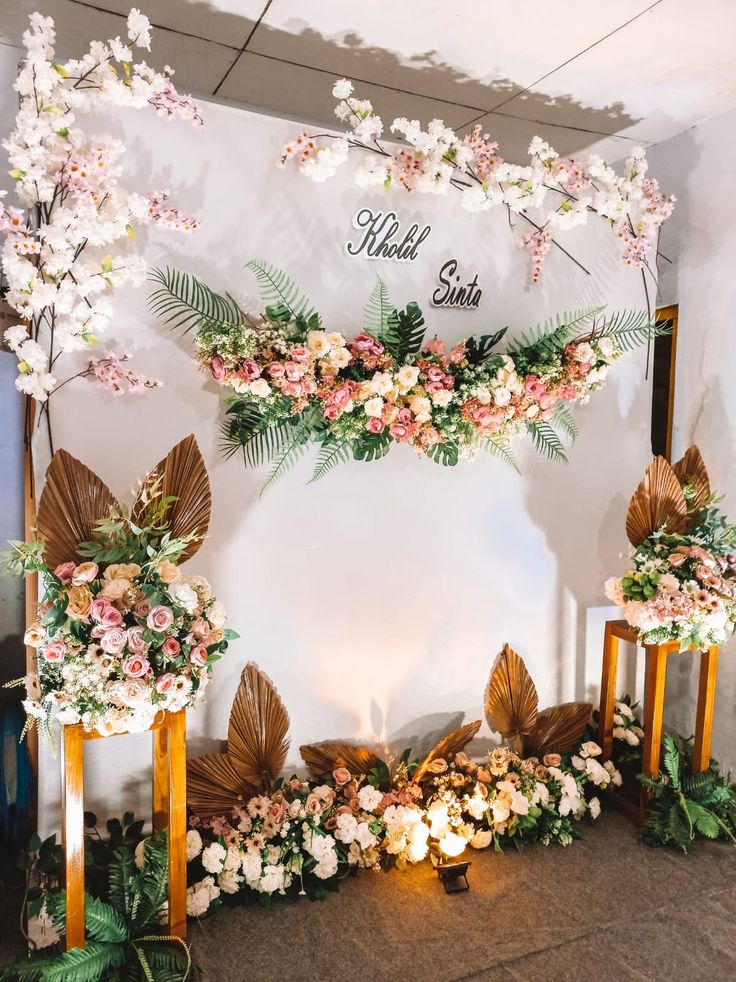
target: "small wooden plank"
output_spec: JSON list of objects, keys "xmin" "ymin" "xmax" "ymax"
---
[
  {"xmin": 598, "ymin": 621, "xmax": 620, "ymax": 759},
  {"xmin": 167, "ymin": 711, "xmax": 188, "ymax": 941},
  {"xmin": 153, "ymin": 725, "xmax": 169, "ymax": 832},
  {"xmin": 693, "ymin": 645, "xmax": 719, "ymax": 773},
  {"xmin": 642, "ymin": 645, "xmax": 668, "ymax": 779},
  {"xmin": 61, "ymin": 724, "xmax": 86, "ymax": 950}
]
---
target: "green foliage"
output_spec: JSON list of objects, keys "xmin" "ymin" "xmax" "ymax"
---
[
  {"xmin": 476, "ymin": 436, "xmax": 520, "ymax": 473},
  {"xmin": 148, "ymin": 267, "xmax": 243, "ymax": 334},
  {"xmin": 309, "ymin": 439, "xmax": 351, "ymax": 483},
  {"xmin": 589, "ymin": 309, "xmax": 669, "ymax": 352},
  {"xmin": 508, "ymin": 307, "xmax": 602, "ymax": 361},
  {"xmin": 464, "ymin": 328, "xmax": 508, "ymax": 365},
  {"xmin": 383, "ymin": 302, "xmax": 426, "ymax": 362},
  {"xmin": 426, "ymin": 440, "xmax": 459, "ymax": 467},
  {"xmin": 246, "ymin": 259, "xmax": 321, "ymax": 331},
  {"xmin": 2, "ymin": 539, "xmax": 47, "ymax": 578},
  {"xmin": 362, "ymin": 278, "xmax": 393, "ymax": 340},
  {"xmin": 526, "ymin": 422, "xmax": 569, "ymax": 463},
  {"xmin": 352, "ymin": 429, "xmax": 392, "ymax": 462},
  {"xmin": 640, "ymin": 734, "xmax": 736, "ymax": 852},
  {"xmin": 552, "ymin": 403, "xmax": 578, "ymax": 442},
  {"xmin": 259, "ymin": 411, "xmax": 318, "ymax": 495}
]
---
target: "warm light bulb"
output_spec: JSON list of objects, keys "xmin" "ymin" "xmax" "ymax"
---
[{"xmin": 438, "ymin": 832, "xmax": 466, "ymax": 859}]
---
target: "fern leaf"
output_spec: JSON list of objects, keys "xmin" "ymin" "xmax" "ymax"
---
[
  {"xmin": 309, "ymin": 439, "xmax": 351, "ymax": 483},
  {"xmin": 591, "ymin": 309, "xmax": 668, "ymax": 353},
  {"xmin": 526, "ymin": 422, "xmax": 569, "ymax": 463},
  {"xmin": 508, "ymin": 308, "xmax": 602, "ymax": 358},
  {"xmin": 476, "ymin": 436, "xmax": 520, "ymax": 473},
  {"xmin": 383, "ymin": 302, "xmax": 426, "ymax": 362},
  {"xmin": 662, "ymin": 733, "xmax": 681, "ymax": 789},
  {"xmin": 553, "ymin": 403, "xmax": 578, "ymax": 442},
  {"xmin": 246, "ymin": 259, "xmax": 320, "ymax": 327},
  {"xmin": 260, "ymin": 412, "xmax": 317, "ymax": 495},
  {"xmin": 108, "ymin": 844, "xmax": 137, "ymax": 918},
  {"xmin": 668, "ymin": 796, "xmax": 694, "ymax": 852},
  {"xmin": 687, "ymin": 801, "xmax": 720, "ymax": 839},
  {"xmin": 148, "ymin": 267, "xmax": 243, "ymax": 334},
  {"xmin": 36, "ymin": 942, "xmax": 126, "ymax": 982},
  {"xmin": 363, "ymin": 278, "xmax": 393, "ymax": 340}
]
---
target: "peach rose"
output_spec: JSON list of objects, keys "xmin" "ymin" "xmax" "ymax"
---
[
  {"xmin": 156, "ymin": 560, "xmax": 183, "ymax": 584},
  {"xmin": 123, "ymin": 655, "xmax": 151, "ymax": 678},
  {"xmin": 428, "ymin": 757, "xmax": 448, "ymax": 774},
  {"xmin": 332, "ymin": 767, "xmax": 352, "ymax": 786},
  {"xmin": 71, "ymin": 562, "xmax": 98, "ymax": 586},
  {"xmin": 147, "ymin": 606, "xmax": 174, "ymax": 633},
  {"xmin": 104, "ymin": 563, "xmax": 141, "ymax": 581},
  {"xmin": 155, "ymin": 673, "xmax": 176, "ymax": 694},
  {"xmin": 189, "ymin": 644, "xmax": 208, "ymax": 667},
  {"xmin": 42, "ymin": 639, "xmax": 67, "ymax": 663},
  {"xmin": 305, "ymin": 795, "xmax": 322, "ymax": 816},
  {"xmin": 66, "ymin": 585, "xmax": 92, "ymax": 621},
  {"xmin": 191, "ymin": 618, "xmax": 211, "ymax": 642},
  {"xmin": 162, "ymin": 636, "xmax": 181, "ymax": 658},
  {"xmin": 100, "ymin": 578, "xmax": 132, "ymax": 602},
  {"xmin": 543, "ymin": 753, "xmax": 561, "ymax": 767},
  {"xmin": 24, "ymin": 622, "xmax": 46, "ymax": 647}
]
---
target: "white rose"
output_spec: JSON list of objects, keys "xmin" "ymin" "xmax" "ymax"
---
[
  {"xmin": 201, "ymin": 842, "xmax": 227, "ymax": 874},
  {"xmin": 370, "ymin": 371, "xmax": 393, "ymax": 396},
  {"xmin": 218, "ymin": 869, "xmax": 240, "ymax": 894},
  {"xmin": 241, "ymin": 852, "xmax": 262, "ymax": 887},
  {"xmin": 208, "ymin": 600, "xmax": 226, "ymax": 629},
  {"xmin": 589, "ymin": 796, "xmax": 601, "ymax": 819},
  {"xmin": 431, "ymin": 389, "xmax": 452, "ymax": 407},
  {"xmin": 364, "ymin": 396, "xmax": 384, "ymax": 417},
  {"xmin": 525, "ymin": 404, "xmax": 540, "ymax": 419},
  {"xmin": 328, "ymin": 348, "xmax": 351, "ymax": 369},
  {"xmin": 354, "ymin": 822, "xmax": 378, "ymax": 850},
  {"xmin": 186, "ymin": 829, "xmax": 203, "ymax": 861},
  {"xmin": 397, "ymin": 365, "xmax": 419, "ymax": 392},
  {"xmin": 596, "ymin": 337, "xmax": 615, "ymax": 361},
  {"xmin": 409, "ymin": 395, "xmax": 431, "ymax": 418},
  {"xmin": 469, "ymin": 829, "xmax": 493, "ymax": 850},
  {"xmin": 574, "ymin": 342, "xmax": 595, "ymax": 363},
  {"xmin": 307, "ymin": 331, "xmax": 330, "ymax": 357},
  {"xmin": 580, "ymin": 741, "xmax": 601, "ymax": 759},
  {"xmin": 334, "ymin": 813, "xmax": 359, "ymax": 844},
  {"xmin": 250, "ymin": 378, "xmax": 271, "ymax": 398},
  {"xmin": 493, "ymin": 387, "xmax": 511, "ymax": 407},
  {"xmin": 357, "ymin": 785, "xmax": 383, "ymax": 812},
  {"xmin": 168, "ymin": 580, "xmax": 199, "ymax": 614}
]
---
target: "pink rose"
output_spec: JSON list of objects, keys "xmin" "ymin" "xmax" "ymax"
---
[
  {"xmin": 190, "ymin": 644, "xmax": 208, "ymax": 667},
  {"xmin": 668, "ymin": 553, "xmax": 687, "ymax": 568},
  {"xmin": 210, "ymin": 356, "xmax": 226, "ymax": 381},
  {"xmin": 162, "ymin": 636, "xmax": 181, "ymax": 658},
  {"xmin": 241, "ymin": 358, "xmax": 261, "ymax": 381},
  {"xmin": 425, "ymin": 380, "xmax": 444, "ymax": 394},
  {"xmin": 427, "ymin": 366, "xmax": 444, "ymax": 382},
  {"xmin": 425, "ymin": 338, "xmax": 445, "ymax": 355},
  {"xmin": 90, "ymin": 599, "xmax": 123, "ymax": 629},
  {"xmin": 284, "ymin": 362, "xmax": 304, "ymax": 381},
  {"xmin": 42, "ymin": 639, "xmax": 67, "ymax": 663},
  {"xmin": 71, "ymin": 562, "xmax": 98, "ymax": 585},
  {"xmin": 472, "ymin": 406, "xmax": 493, "ymax": 426},
  {"xmin": 100, "ymin": 628, "xmax": 127, "ymax": 654},
  {"xmin": 54, "ymin": 562, "xmax": 75, "ymax": 583},
  {"xmin": 147, "ymin": 606, "xmax": 174, "ymax": 632},
  {"xmin": 332, "ymin": 767, "xmax": 352, "ymax": 786},
  {"xmin": 561, "ymin": 385, "xmax": 576, "ymax": 402},
  {"xmin": 267, "ymin": 362, "xmax": 285, "ymax": 379},
  {"xmin": 282, "ymin": 380, "xmax": 304, "ymax": 398},
  {"xmin": 191, "ymin": 618, "xmax": 211, "ymax": 641},
  {"xmin": 290, "ymin": 347, "xmax": 311, "ymax": 364},
  {"xmin": 390, "ymin": 423, "xmax": 408, "ymax": 440},
  {"xmin": 442, "ymin": 374, "xmax": 455, "ymax": 389},
  {"xmin": 524, "ymin": 375, "xmax": 546, "ymax": 400},
  {"xmin": 366, "ymin": 417, "xmax": 385, "ymax": 434},
  {"xmin": 423, "ymin": 428, "xmax": 441, "ymax": 446},
  {"xmin": 155, "ymin": 673, "xmax": 176, "ymax": 694},
  {"xmin": 134, "ymin": 597, "xmax": 151, "ymax": 618},
  {"xmin": 127, "ymin": 625, "xmax": 146, "ymax": 653},
  {"xmin": 449, "ymin": 345, "xmax": 466, "ymax": 364},
  {"xmin": 323, "ymin": 405, "xmax": 340, "ymax": 420},
  {"xmin": 123, "ymin": 655, "xmax": 150, "ymax": 678},
  {"xmin": 398, "ymin": 407, "xmax": 412, "ymax": 424}
]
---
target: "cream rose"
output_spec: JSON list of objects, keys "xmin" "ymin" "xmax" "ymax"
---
[
  {"xmin": 307, "ymin": 330, "xmax": 330, "ymax": 357},
  {"xmin": 156, "ymin": 560, "xmax": 183, "ymax": 584},
  {"xmin": 104, "ymin": 563, "xmax": 141, "ymax": 581},
  {"xmin": 363, "ymin": 396, "xmax": 384, "ymax": 418}
]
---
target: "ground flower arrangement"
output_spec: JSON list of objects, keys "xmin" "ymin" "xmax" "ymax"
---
[
  {"xmin": 150, "ymin": 261, "xmax": 665, "ymax": 490},
  {"xmin": 606, "ymin": 447, "xmax": 736, "ymax": 648},
  {"xmin": 5, "ymin": 436, "xmax": 233, "ymax": 737}
]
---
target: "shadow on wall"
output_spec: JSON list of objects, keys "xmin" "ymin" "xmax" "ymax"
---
[{"xmin": 48, "ymin": 2, "xmax": 647, "ymax": 157}]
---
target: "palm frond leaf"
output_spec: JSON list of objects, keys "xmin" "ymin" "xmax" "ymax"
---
[
  {"xmin": 590, "ymin": 308, "xmax": 667, "ymax": 352},
  {"xmin": 260, "ymin": 412, "xmax": 317, "ymax": 495},
  {"xmin": 300, "ymin": 741, "xmax": 384, "ymax": 779},
  {"xmin": 187, "ymin": 752, "xmax": 255, "ymax": 818},
  {"xmin": 553, "ymin": 403, "xmax": 578, "ymax": 442},
  {"xmin": 227, "ymin": 662, "xmax": 290, "ymax": 791},
  {"xmin": 525, "ymin": 702, "xmax": 592, "ymax": 757},
  {"xmin": 484, "ymin": 644, "xmax": 538, "ymax": 750},
  {"xmin": 363, "ymin": 278, "xmax": 393, "ymax": 340},
  {"xmin": 148, "ymin": 266, "xmax": 243, "ymax": 334},
  {"xmin": 626, "ymin": 456, "xmax": 688, "ymax": 546},
  {"xmin": 526, "ymin": 422, "xmax": 569, "ymax": 463},
  {"xmin": 507, "ymin": 307, "xmax": 602, "ymax": 358},
  {"xmin": 309, "ymin": 439, "xmax": 352, "ymax": 483},
  {"xmin": 412, "ymin": 721, "xmax": 482, "ymax": 784},
  {"xmin": 476, "ymin": 436, "xmax": 520, "ymax": 473},
  {"xmin": 246, "ymin": 259, "xmax": 320, "ymax": 327},
  {"xmin": 672, "ymin": 445, "xmax": 711, "ymax": 512}
]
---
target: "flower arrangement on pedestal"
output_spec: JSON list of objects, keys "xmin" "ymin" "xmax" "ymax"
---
[
  {"xmin": 279, "ymin": 79, "xmax": 675, "ymax": 286},
  {"xmin": 0, "ymin": 8, "xmax": 202, "ymax": 448},
  {"xmin": 182, "ymin": 652, "xmax": 622, "ymax": 913},
  {"xmin": 4, "ymin": 436, "xmax": 234, "ymax": 736},
  {"xmin": 150, "ymin": 261, "xmax": 666, "ymax": 490},
  {"xmin": 606, "ymin": 447, "xmax": 736, "ymax": 648}
]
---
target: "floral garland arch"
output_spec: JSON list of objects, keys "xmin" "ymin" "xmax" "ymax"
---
[{"xmin": 150, "ymin": 262, "xmax": 665, "ymax": 491}]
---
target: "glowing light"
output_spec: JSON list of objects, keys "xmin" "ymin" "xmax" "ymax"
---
[
  {"xmin": 438, "ymin": 832, "xmax": 466, "ymax": 859},
  {"xmin": 426, "ymin": 801, "xmax": 450, "ymax": 839}
]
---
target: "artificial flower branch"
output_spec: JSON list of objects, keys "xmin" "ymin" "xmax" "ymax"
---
[{"xmin": 280, "ymin": 80, "xmax": 674, "ymax": 289}]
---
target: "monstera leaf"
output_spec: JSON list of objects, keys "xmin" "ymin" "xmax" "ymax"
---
[
  {"xmin": 625, "ymin": 456, "xmax": 688, "ymax": 546},
  {"xmin": 187, "ymin": 663, "xmax": 290, "ymax": 817}
]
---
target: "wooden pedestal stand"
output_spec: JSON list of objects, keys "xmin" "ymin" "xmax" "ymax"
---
[
  {"xmin": 598, "ymin": 619, "xmax": 719, "ymax": 821},
  {"xmin": 61, "ymin": 710, "xmax": 187, "ymax": 950}
]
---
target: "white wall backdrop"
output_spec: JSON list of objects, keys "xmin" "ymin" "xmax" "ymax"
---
[
  {"xmin": 0, "ymin": 45, "xmax": 657, "ymax": 827},
  {"xmin": 649, "ymin": 111, "xmax": 736, "ymax": 771}
]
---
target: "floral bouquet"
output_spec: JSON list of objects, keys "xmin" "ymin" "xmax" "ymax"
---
[
  {"xmin": 151, "ymin": 260, "xmax": 665, "ymax": 489},
  {"xmin": 606, "ymin": 448, "xmax": 736, "ymax": 648},
  {"xmin": 6, "ymin": 436, "xmax": 234, "ymax": 736}
]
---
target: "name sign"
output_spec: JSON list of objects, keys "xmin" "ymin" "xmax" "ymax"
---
[
  {"xmin": 346, "ymin": 208, "xmax": 432, "ymax": 262},
  {"xmin": 431, "ymin": 259, "xmax": 482, "ymax": 309}
]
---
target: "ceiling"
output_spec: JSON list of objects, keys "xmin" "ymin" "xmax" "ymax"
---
[{"xmin": 3, "ymin": 0, "xmax": 736, "ymax": 161}]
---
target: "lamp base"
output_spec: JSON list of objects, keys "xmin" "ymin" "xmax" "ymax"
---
[{"xmin": 435, "ymin": 860, "xmax": 471, "ymax": 894}]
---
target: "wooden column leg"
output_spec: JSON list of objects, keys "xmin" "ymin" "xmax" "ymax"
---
[
  {"xmin": 642, "ymin": 645, "xmax": 668, "ymax": 779},
  {"xmin": 598, "ymin": 622, "xmax": 620, "ymax": 758},
  {"xmin": 167, "ymin": 711, "xmax": 187, "ymax": 940},
  {"xmin": 152, "ymin": 725, "xmax": 169, "ymax": 833},
  {"xmin": 61, "ymin": 724, "xmax": 85, "ymax": 950},
  {"xmin": 693, "ymin": 645, "xmax": 719, "ymax": 773}
]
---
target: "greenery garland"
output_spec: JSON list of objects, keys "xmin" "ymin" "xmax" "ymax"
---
[{"xmin": 150, "ymin": 262, "xmax": 666, "ymax": 491}]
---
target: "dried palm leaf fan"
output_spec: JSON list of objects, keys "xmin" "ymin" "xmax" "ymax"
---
[
  {"xmin": 35, "ymin": 434, "xmax": 211, "ymax": 569},
  {"xmin": 485, "ymin": 644, "xmax": 592, "ymax": 757},
  {"xmin": 625, "ymin": 456, "xmax": 688, "ymax": 547},
  {"xmin": 300, "ymin": 720, "xmax": 481, "ymax": 784},
  {"xmin": 672, "ymin": 444, "xmax": 711, "ymax": 515},
  {"xmin": 187, "ymin": 663, "xmax": 290, "ymax": 818}
]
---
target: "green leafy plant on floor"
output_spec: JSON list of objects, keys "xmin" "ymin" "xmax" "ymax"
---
[
  {"xmin": 2, "ymin": 833, "xmax": 193, "ymax": 982},
  {"xmin": 639, "ymin": 734, "xmax": 736, "ymax": 853}
]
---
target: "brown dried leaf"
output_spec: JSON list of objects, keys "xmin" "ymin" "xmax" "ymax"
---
[
  {"xmin": 228, "ymin": 663, "xmax": 290, "ymax": 791},
  {"xmin": 36, "ymin": 449, "xmax": 119, "ymax": 568},
  {"xmin": 187, "ymin": 753, "xmax": 256, "ymax": 819},
  {"xmin": 525, "ymin": 702, "xmax": 593, "ymax": 757},
  {"xmin": 300, "ymin": 742, "xmax": 383, "ymax": 780},
  {"xmin": 673, "ymin": 445, "xmax": 711, "ymax": 513},
  {"xmin": 412, "ymin": 720, "xmax": 482, "ymax": 784},
  {"xmin": 131, "ymin": 434, "xmax": 211, "ymax": 563},
  {"xmin": 626, "ymin": 456, "xmax": 688, "ymax": 546},
  {"xmin": 484, "ymin": 644, "xmax": 538, "ymax": 748}
]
